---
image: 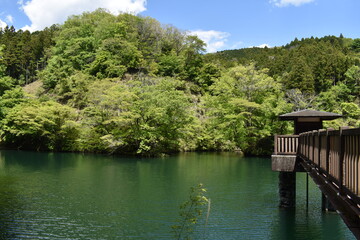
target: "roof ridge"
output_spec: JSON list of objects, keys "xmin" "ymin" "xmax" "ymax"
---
[{"xmin": 279, "ymin": 109, "xmax": 342, "ymax": 120}]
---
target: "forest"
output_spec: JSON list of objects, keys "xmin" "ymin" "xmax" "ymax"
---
[{"xmin": 0, "ymin": 9, "xmax": 359, "ymax": 156}]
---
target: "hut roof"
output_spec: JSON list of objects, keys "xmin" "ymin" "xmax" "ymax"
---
[{"xmin": 279, "ymin": 109, "xmax": 342, "ymax": 121}]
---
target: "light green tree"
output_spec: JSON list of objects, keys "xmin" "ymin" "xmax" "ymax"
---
[
  {"xmin": 79, "ymin": 77, "xmax": 197, "ymax": 155},
  {"xmin": 172, "ymin": 183, "xmax": 209, "ymax": 240},
  {"xmin": 199, "ymin": 63, "xmax": 289, "ymax": 154},
  {"xmin": 344, "ymin": 65, "xmax": 360, "ymax": 96},
  {"xmin": 0, "ymin": 45, "xmax": 6, "ymax": 77},
  {"xmin": 0, "ymin": 101, "xmax": 79, "ymax": 151}
]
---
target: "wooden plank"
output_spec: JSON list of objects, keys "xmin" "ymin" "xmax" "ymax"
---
[
  {"xmin": 347, "ymin": 136, "xmax": 349, "ymax": 191},
  {"xmin": 356, "ymin": 136, "xmax": 359, "ymax": 196},
  {"xmin": 320, "ymin": 135, "xmax": 327, "ymax": 170},
  {"xmin": 357, "ymin": 135, "xmax": 360, "ymax": 196},
  {"xmin": 353, "ymin": 136, "xmax": 357, "ymax": 195},
  {"xmin": 326, "ymin": 130, "xmax": 330, "ymax": 173},
  {"xmin": 349, "ymin": 136, "xmax": 352, "ymax": 191},
  {"xmin": 345, "ymin": 136, "xmax": 349, "ymax": 191},
  {"xmin": 278, "ymin": 137, "xmax": 281, "ymax": 154},
  {"xmin": 351, "ymin": 136, "xmax": 354, "ymax": 192}
]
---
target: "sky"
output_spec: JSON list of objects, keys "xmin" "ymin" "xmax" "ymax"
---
[{"xmin": 0, "ymin": 0, "xmax": 359, "ymax": 53}]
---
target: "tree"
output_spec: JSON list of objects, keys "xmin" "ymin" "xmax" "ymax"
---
[
  {"xmin": 351, "ymin": 39, "xmax": 360, "ymax": 52},
  {"xmin": 0, "ymin": 87, "xmax": 27, "ymax": 119},
  {"xmin": 285, "ymin": 89, "xmax": 316, "ymax": 111},
  {"xmin": 344, "ymin": 65, "xmax": 360, "ymax": 96},
  {"xmin": 0, "ymin": 76, "xmax": 17, "ymax": 96},
  {"xmin": 196, "ymin": 63, "xmax": 221, "ymax": 88},
  {"xmin": 0, "ymin": 45, "xmax": 6, "ymax": 77},
  {"xmin": 172, "ymin": 183, "xmax": 209, "ymax": 240},
  {"xmin": 80, "ymin": 77, "xmax": 197, "ymax": 155},
  {"xmin": 158, "ymin": 52, "xmax": 185, "ymax": 77},
  {"xmin": 316, "ymin": 83, "xmax": 353, "ymax": 112},
  {"xmin": 54, "ymin": 71, "xmax": 95, "ymax": 108},
  {"xmin": 200, "ymin": 64, "xmax": 289, "ymax": 154},
  {"xmin": 0, "ymin": 101, "xmax": 79, "ymax": 151},
  {"xmin": 181, "ymin": 35, "xmax": 206, "ymax": 80},
  {"xmin": 283, "ymin": 56, "xmax": 314, "ymax": 93}
]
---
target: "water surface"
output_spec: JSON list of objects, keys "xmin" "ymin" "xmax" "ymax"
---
[{"xmin": 0, "ymin": 151, "xmax": 354, "ymax": 239}]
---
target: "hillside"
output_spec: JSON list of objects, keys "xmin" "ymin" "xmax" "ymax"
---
[
  {"xmin": 0, "ymin": 9, "xmax": 359, "ymax": 156},
  {"xmin": 205, "ymin": 35, "xmax": 360, "ymax": 93}
]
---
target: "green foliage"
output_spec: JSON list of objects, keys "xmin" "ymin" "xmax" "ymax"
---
[
  {"xmin": 316, "ymin": 83, "xmax": 353, "ymax": 112},
  {"xmin": 0, "ymin": 11, "xmax": 359, "ymax": 156},
  {"xmin": 54, "ymin": 71, "xmax": 95, "ymax": 108},
  {"xmin": 0, "ymin": 25, "xmax": 58, "ymax": 82},
  {"xmin": 351, "ymin": 39, "xmax": 360, "ymax": 52},
  {"xmin": 341, "ymin": 102, "xmax": 360, "ymax": 119},
  {"xmin": 195, "ymin": 63, "xmax": 221, "ymax": 88},
  {"xmin": 40, "ymin": 9, "xmax": 205, "ymax": 92},
  {"xmin": 344, "ymin": 65, "xmax": 360, "ymax": 97},
  {"xmin": 208, "ymin": 36, "xmax": 353, "ymax": 94},
  {"xmin": 0, "ymin": 76, "xmax": 17, "ymax": 96},
  {"xmin": 78, "ymin": 79, "xmax": 138, "ymax": 153},
  {"xmin": 89, "ymin": 38, "xmax": 141, "ymax": 78},
  {"xmin": 158, "ymin": 52, "xmax": 185, "ymax": 77},
  {"xmin": 172, "ymin": 183, "xmax": 209, "ymax": 240},
  {"xmin": 0, "ymin": 101, "xmax": 79, "ymax": 151},
  {"xmin": 0, "ymin": 45, "xmax": 6, "ymax": 77},
  {"xmin": 199, "ymin": 64, "xmax": 290, "ymax": 154},
  {"xmin": 0, "ymin": 87, "xmax": 27, "ymax": 119},
  {"xmin": 282, "ymin": 56, "xmax": 314, "ymax": 93},
  {"xmin": 78, "ymin": 77, "xmax": 197, "ymax": 155}
]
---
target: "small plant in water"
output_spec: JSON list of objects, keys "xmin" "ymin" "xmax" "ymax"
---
[{"xmin": 172, "ymin": 183, "xmax": 210, "ymax": 240}]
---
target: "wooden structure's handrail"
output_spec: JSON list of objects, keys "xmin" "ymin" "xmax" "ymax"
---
[
  {"xmin": 298, "ymin": 127, "xmax": 360, "ymax": 199},
  {"xmin": 274, "ymin": 135, "xmax": 299, "ymax": 155}
]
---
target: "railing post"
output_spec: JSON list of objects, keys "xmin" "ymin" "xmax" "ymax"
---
[
  {"xmin": 318, "ymin": 130, "xmax": 322, "ymax": 168},
  {"xmin": 339, "ymin": 127, "xmax": 349, "ymax": 192},
  {"xmin": 326, "ymin": 128, "xmax": 333, "ymax": 173},
  {"xmin": 274, "ymin": 135, "xmax": 278, "ymax": 155},
  {"xmin": 312, "ymin": 130, "xmax": 316, "ymax": 164},
  {"xmin": 306, "ymin": 132, "xmax": 310, "ymax": 159}
]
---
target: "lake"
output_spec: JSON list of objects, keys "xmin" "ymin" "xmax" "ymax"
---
[{"xmin": 0, "ymin": 151, "xmax": 354, "ymax": 239}]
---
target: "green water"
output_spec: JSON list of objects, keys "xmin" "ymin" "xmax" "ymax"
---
[{"xmin": 0, "ymin": 151, "xmax": 354, "ymax": 239}]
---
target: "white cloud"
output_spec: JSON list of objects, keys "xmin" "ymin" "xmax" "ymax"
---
[
  {"xmin": 0, "ymin": 19, "xmax": 7, "ymax": 29},
  {"xmin": 257, "ymin": 44, "xmax": 271, "ymax": 48},
  {"xmin": 190, "ymin": 30, "xmax": 230, "ymax": 53},
  {"xmin": 270, "ymin": 0, "xmax": 315, "ymax": 7},
  {"xmin": 19, "ymin": 0, "xmax": 147, "ymax": 31},
  {"xmin": 6, "ymin": 15, "xmax": 14, "ymax": 24},
  {"xmin": 248, "ymin": 44, "xmax": 271, "ymax": 48}
]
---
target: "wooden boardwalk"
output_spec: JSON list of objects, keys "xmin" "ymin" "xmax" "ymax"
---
[{"xmin": 274, "ymin": 128, "xmax": 360, "ymax": 238}]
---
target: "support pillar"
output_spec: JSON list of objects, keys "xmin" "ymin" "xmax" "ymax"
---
[
  {"xmin": 279, "ymin": 172, "xmax": 296, "ymax": 208},
  {"xmin": 321, "ymin": 193, "xmax": 335, "ymax": 212}
]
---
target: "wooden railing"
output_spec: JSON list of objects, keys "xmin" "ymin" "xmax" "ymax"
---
[
  {"xmin": 274, "ymin": 135, "xmax": 299, "ymax": 155},
  {"xmin": 298, "ymin": 127, "xmax": 360, "ymax": 198}
]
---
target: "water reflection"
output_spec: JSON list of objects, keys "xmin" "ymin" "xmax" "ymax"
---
[
  {"xmin": 270, "ymin": 172, "xmax": 355, "ymax": 240},
  {"xmin": 0, "ymin": 151, "xmax": 355, "ymax": 239},
  {"xmin": 0, "ymin": 176, "xmax": 21, "ymax": 239}
]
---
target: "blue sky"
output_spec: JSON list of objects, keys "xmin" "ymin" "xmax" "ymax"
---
[{"xmin": 0, "ymin": 0, "xmax": 359, "ymax": 52}]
